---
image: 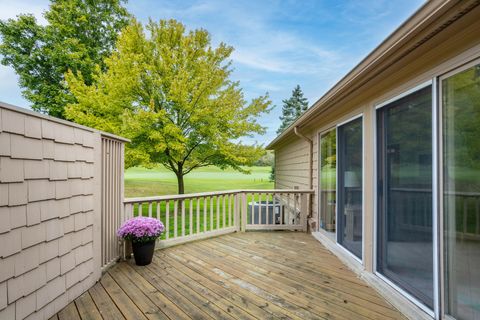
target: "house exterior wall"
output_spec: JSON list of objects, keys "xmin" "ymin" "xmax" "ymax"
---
[
  {"xmin": 274, "ymin": 136, "xmax": 310, "ymax": 190},
  {"xmin": 271, "ymin": 4, "xmax": 480, "ymax": 319},
  {"xmin": 0, "ymin": 103, "xmax": 125, "ymax": 320}
]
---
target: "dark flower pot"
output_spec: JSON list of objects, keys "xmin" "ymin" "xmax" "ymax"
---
[{"xmin": 132, "ymin": 240, "xmax": 156, "ymax": 266}]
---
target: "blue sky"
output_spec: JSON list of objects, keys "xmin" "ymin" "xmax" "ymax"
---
[{"xmin": 0, "ymin": 0, "xmax": 424, "ymax": 144}]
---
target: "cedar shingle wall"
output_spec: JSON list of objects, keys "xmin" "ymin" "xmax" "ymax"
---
[{"xmin": 0, "ymin": 106, "xmax": 99, "ymax": 320}]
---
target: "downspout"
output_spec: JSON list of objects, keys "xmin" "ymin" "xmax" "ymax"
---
[{"xmin": 294, "ymin": 126, "xmax": 314, "ymax": 231}]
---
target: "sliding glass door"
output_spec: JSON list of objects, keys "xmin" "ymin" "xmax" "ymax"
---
[
  {"xmin": 337, "ymin": 117, "xmax": 363, "ymax": 259},
  {"xmin": 319, "ymin": 129, "xmax": 336, "ymax": 234},
  {"xmin": 442, "ymin": 62, "xmax": 480, "ymax": 320},
  {"xmin": 377, "ymin": 84, "xmax": 434, "ymax": 309}
]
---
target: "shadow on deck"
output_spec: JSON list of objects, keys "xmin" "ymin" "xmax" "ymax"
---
[{"xmin": 51, "ymin": 232, "xmax": 406, "ymax": 320}]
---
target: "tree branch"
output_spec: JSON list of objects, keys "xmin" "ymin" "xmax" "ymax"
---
[
  {"xmin": 182, "ymin": 141, "xmax": 201, "ymax": 163},
  {"xmin": 164, "ymin": 148, "xmax": 179, "ymax": 175},
  {"xmin": 183, "ymin": 162, "xmax": 212, "ymax": 175},
  {"xmin": 182, "ymin": 153, "xmax": 216, "ymax": 175}
]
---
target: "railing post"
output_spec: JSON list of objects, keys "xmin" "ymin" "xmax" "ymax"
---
[
  {"xmin": 300, "ymin": 193, "xmax": 308, "ymax": 232},
  {"xmin": 241, "ymin": 192, "xmax": 247, "ymax": 232}
]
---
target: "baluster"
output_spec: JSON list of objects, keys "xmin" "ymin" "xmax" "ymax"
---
[
  {"xmin": 165, "ymin": 201, "xmax": 170, "ymax": 240},
  {"xmin": 138, "ymin": 203, "xmax": 142, "ymax": 217},
  {"xmin": 223, "ymin": 194, "xmax": 226, "ymax": 228},
  {"xmin": 189, "ymin": 198, "xmax": 193, "ymax": 235},
  {"xmin": 233, "ymin": 194, "xmax": 238, "ymax": 230},
  {"xmin": 148, "ymin": 202, "xmax": 152, "ymax": 218},
  {"xmin": 156, "ymin": 201, "xmax": 160, "ymax": 220},
  {"xmin": 272, "ymin": 193, "xmax": 277, "ymax": 225},
  {"xmin": 259, "ymin": 193, "xmax": 263, "ymax": 224},
  {"xmin": 204, "ymin": 197, "xmax": 207, "ymax": 232},
  {"xmin": 174, "ymin": 200, "xmax": 178, "ymax": 238},
  {"xmin": 287, "ymin": 193, "xmax": 291, "ymax": 225},
  {"xmin": 228, "ymin": 194, "xmax": 232, "ymax": 227},
  {"xmin": 210, "ymin": 196, "xmax": 214, "ymax": 231},
  {"xmin": 182, "ymin": 199, "xmax": 186, "ymax": 237},
  {"xmin": 263, "ymin": 193, "xmax": 267, "ymax": 225},
  {"xmin": 125, "ymin": 203, "xmax": 133, "ymax": 220},
  {"xmin": 280, "ymin": 194, "xmax": 284, "ymax": 224},
  {"xmin": 266, "ymin": 193, "xmax": 271, "ymax": 225},
  {"xmin": 216, "ymin": 196, "xmax": 220, "ymax": 230},
  {"xmin": 196, "ymin": 198, "xmax": 200, "ymax": 234},
  {"xmin": 295, "ymin": 193, "xmax": 299, "ymax": 225},
  {"xmin": 250, "ymin": 193, "xmax": 254, "ymax": 225}
]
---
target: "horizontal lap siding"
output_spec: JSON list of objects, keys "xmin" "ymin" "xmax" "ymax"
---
[
  {"xmin": 0, "ymin": 106, "xmax": 101, "ymax": 320},
  {"xmin": 274, "ymin": 137, "xmax": 310, "ymax": 191}
]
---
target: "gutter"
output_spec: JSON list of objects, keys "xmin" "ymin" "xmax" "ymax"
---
[{"xmin": 294, "ymin": 126, "xmax": 314, "ymax": 230}]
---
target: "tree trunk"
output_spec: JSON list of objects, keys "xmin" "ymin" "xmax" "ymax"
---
[{"xmin": 176, "ymin": 173, "xmax": 185, "ymax": 194}]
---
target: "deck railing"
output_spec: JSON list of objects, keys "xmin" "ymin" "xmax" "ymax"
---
[{"xmin": 123, "ymin": 189, "xmax": 313, "ymax": 251}]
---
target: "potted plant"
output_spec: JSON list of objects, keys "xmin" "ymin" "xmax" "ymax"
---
[{"xmin": 117, "ymin": 217, "xmax": 165, "ymax": 266}]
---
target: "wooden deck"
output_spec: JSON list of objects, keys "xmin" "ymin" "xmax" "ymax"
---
[{"xmin": 51, "ymin": 232, "xmax": 406, "ymax": 320}]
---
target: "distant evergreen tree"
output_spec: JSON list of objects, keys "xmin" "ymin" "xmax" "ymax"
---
[
  {"xmin": 277, "ymin": 85, "xmax": 309, "ymax": 134},
  {"xmin": 269, "ymin": 165, "xmax": 275, "ymax": 182}
]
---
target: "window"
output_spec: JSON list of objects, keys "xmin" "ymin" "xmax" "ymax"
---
[
  {"xmin": 377, "ymin": 85, "xmax": 434, "ymax": 308},
  {"xmin": 319, "ymin": 129, "xmax": 336, "ymax": 233},
  {"xmin": 337, "ymin": 117, "xmax": 363, "ymax": 259},
  {"xmin": 442, "ymin": 62, "xmax": 480, "ymax": 320}
]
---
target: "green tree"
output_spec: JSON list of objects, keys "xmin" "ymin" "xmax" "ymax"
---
[
  {"xmin": 277, "ymin": 85, "xmax": 309, "ymax": 134},
  {"xmin": 269, "ymin": 166, "xmax": 275, "ymax": 183},
  {"xmin": 66, "ymin": 19, "xmax": 271, "ymax": 194},
  {"xmin": 0, "ymin": 0, "xmax": 129, "ymax": 118}
]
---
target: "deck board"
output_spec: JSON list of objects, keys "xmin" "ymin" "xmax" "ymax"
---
[{"xmin": 55, "ymin": 232, "xmax": 406, "ymax": 320}]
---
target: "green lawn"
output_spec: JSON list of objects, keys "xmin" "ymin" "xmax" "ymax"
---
[
  {"xmin": 124, "ymin": 165, "xmax": 273, "ymax": 239},
  {"xmin": 125, "ymin": 165, "xmax": 273, "ymax": 197}
]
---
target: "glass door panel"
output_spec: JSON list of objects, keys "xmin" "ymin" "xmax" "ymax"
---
[
  {"xmin": 319, "ymin": 129, "xmax": 336, "ymax": 234},
  {"xmin": 443, "ymin": 63, "xmax": 480, "ymax": 320},
  {"xmin": 377, "ymin": 85, "xmax": 434, "ymax": 309},
  {"xmin": 337, "ymin": 117, "xmax": 363, "ymax": 259}
]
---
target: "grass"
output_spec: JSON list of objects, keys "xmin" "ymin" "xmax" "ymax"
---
[
  {"xmin": 124, "ymin": 165, "xmax": 274, "ymax": 239},
  {"xmin": 125, "ymin": 165, "xmax": 273, "ymax": 197}
]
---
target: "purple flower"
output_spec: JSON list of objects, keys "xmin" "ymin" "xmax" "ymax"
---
[{"xmin": 117, "ymin": 217, "xmax": 165, "ymax": 243}]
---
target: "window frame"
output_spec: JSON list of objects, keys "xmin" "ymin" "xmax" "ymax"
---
[
  {"xmin": 336, "ymin": 114, "xmax": 365, "ymax": 263},
  {"xmin": 373, "ymin": 80, "xmax": 437, "ymax": 318},
  {"xmin": 438, "ymin": 57, "xmax": 480, "ymax": 320}
]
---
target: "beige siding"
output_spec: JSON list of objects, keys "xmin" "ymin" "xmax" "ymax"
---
[
  {"xmin": 274, "ymin": 137, "xmax": 309, "ymax": 190},
  {"xmin": 0, "ymin": 105, "xmax": 114, "ymax": 320}
]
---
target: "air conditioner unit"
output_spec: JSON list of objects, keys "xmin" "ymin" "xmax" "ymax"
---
[{"xmin": 248, "ymin": 200, "xmax": 284, "ymax": 224}]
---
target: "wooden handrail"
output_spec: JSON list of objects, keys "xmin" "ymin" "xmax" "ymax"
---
[{"xmin": 124, "ymin": 189, "xmax": 314, "ymax": 204}]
